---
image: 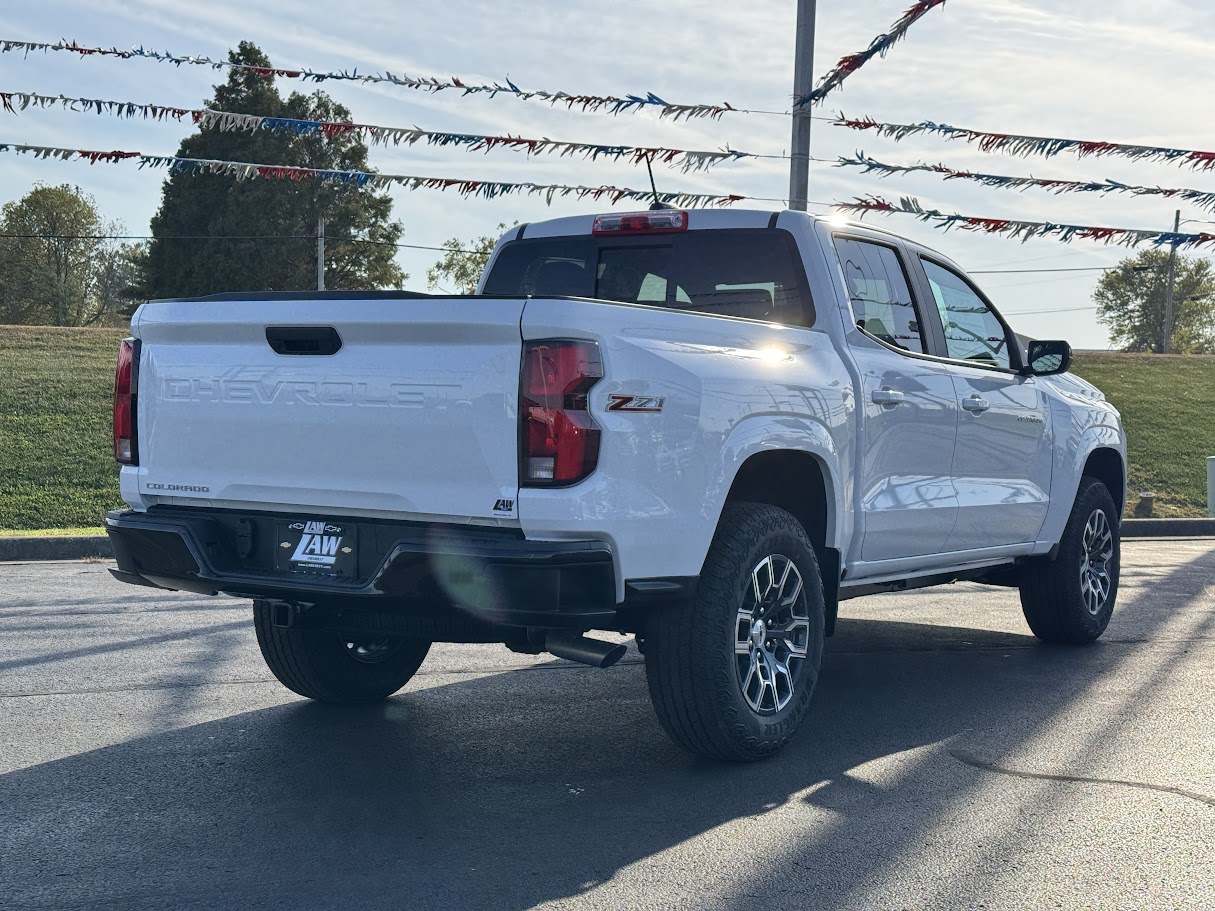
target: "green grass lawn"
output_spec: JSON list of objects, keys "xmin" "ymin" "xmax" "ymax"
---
[
  {"xmin": 0, "ymin": 526, "xmax": 105, "ymax": 537},
  {"xmin": 1, "ymin": 326, "xmax": 126, "ymax": 531},
  {"xmin": 0, "ymin": 327, "xmax": 1210, "ymax": 532},
  {"xmin": 1070, "ymin": 353, "xmax": 1215, "ymax": 518}
]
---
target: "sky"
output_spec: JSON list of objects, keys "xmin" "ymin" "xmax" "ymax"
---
[{"xmin": 4, "ymin": 0, "xmax": 1215, "ymax": 347}]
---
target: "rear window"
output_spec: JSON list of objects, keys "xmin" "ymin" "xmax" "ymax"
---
[{"xmin": 482, "ymin": 228, "xmax": 815, "ymax": 327}]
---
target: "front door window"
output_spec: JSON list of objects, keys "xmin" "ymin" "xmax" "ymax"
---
[{"xmin": 922, "ymin": 260, "xmax": 1012, "ymax": 370}]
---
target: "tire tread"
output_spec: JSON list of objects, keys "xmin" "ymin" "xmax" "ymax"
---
[
  {"xmin": 253, "ymin": 603, "xmax": 430, "ymax": 703},
  {"xmin": 645, "ymin": 503, "xmax": 825, "ymax": 761},
  {"xmin": 1020, "ymin": 477, "xmax": 1119, "ymax": 644}
]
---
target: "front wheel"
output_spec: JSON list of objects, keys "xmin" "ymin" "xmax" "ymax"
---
[
  {"xmin": 253, "ymin": 601, "xmax": 431, "ymax": 703},
  {"xmin": 644, "ymin": 503, "xmax": 826, "ymax": 761},
  {"xmin": 1019, "ymin": 477, "xmax": 1121, "ymax": 644}
]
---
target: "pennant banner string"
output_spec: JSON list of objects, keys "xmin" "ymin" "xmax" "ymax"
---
[
  {"xmin": 833, "ymin": 113, "xmax": 1215, "ymax": 172},
  {"xmin": 797, "ymin": 1, "xmax": 947, "ymax": 107},
  {"xmin": 0, "ymin": 89, "xmax": 789, "ymax": 173},
  {"xmin": 0, "ymin": 140, "xmax": 807, "ymax": 208},
  {"xmin": 0, "ymin": 39, "xmax": 765, "ymax": 121},
  {"xmin": 834, "ymin": 195, "xmax": 1215, "ymax": 250},
  {"xmin": 837, "ymin": 152, "xmax": 1215, "ymax": 213}
]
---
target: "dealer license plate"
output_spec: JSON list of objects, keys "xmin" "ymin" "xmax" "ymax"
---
[{"xmin": 275, "ymin": 518, "xmax": 357, "ymax": 577}]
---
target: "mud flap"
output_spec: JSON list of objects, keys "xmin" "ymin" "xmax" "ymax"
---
[{"xmin": 818, "ymin": 546, "xmax": 841, "ymax": 637}]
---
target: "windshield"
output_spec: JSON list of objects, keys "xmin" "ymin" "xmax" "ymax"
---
[{"xmin": 483, "ymin": 228, "xmax": 815, "ymax": 327}]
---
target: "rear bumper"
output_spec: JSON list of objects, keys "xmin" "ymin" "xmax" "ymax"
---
[{"xmin": 105, "ymin": 508, "xmax": 634, "ymax": 630}]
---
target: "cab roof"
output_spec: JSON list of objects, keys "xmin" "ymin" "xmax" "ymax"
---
[{"xmin": 509, "ymin": 208, "xmax": 964, "ymax": 276}]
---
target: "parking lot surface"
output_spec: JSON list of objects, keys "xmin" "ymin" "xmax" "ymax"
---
[{"xmin": 2, "ymin": 540, "xmax": 1213, "ymax": 910}]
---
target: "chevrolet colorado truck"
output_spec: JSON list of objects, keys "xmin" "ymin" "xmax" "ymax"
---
[{"xmin": 106, "ymin": 208, "xmax": 1126, "ymax": 761}]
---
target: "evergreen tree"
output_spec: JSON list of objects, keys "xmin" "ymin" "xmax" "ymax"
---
[{"xmin": 143, "ymin": 42, "xmax": 405, "ymax": 298}]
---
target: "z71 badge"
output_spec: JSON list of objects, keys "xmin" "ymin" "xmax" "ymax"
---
[{"xmin": 607, "ymin": 395, "xmax": 665, "ymax": 413}]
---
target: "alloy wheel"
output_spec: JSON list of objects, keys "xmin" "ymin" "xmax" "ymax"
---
[
  {"xmin": 1079, "ymin": 509, "xmax": 1115, "ymax": 616},
  {"xmin": 735, "ymin": 554, "xmax": 811, "ymax": 714}
]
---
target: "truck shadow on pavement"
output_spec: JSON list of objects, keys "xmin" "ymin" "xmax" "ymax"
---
[{"xmin": 2, "ymin": 547, "xmax": 1212, "ymax": 911}]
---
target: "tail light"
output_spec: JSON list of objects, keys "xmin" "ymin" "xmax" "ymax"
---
[
  {"xmin": 114, "ymin": 338, "xmax": 140, "ymax": 464},
  {"xmin": 520, "ymin": 340, "xmax": 602, "ymax": 486}
]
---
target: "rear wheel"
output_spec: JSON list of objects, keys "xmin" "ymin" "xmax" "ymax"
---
[
  {"xmin": 1019, "ymin": 477, "xmax": 1120, "ymax": 644},
  {"xmin": 253, "ymin": 601, "xmax": 431, "ymax": 703},
  {"xmin": 644, "ymin": 503, "xmax": 826, "ymax": 761}
]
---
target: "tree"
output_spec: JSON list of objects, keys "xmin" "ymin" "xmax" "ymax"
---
[
  {"xmin": 142, "ymin": 42, "xmax": 405, "ymax": 299},
  {"xmin": 426, "ymin": 225, "xmax": 508, "ymax": 294},
  {"xmin": 0, "ymin": 183, "xmax": 141, "ymax": 326},
  {"xmin": 99, "ymin": 242, "xmax": 149, "ymax": 321},
  {"xmin": 1094, "ymin": 248, "xmax": 1215, "ymax": 353}
]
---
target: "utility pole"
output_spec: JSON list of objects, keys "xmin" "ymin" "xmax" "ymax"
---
[
  {"xmin": 316, "ymin": 215, "xmax": 326, "ymax": 292},
  {"xmin": 788, "ymin": 0, "xmax": 817, "ymax": 211},
  {"xmin": 1162, "ymin": 209, "xmax": 1180, "ymax": 354}
]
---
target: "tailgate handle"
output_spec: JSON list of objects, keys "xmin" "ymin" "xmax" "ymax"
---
[{"xmin": 265, "ymin": 326, "xmax": 342, "ymax": 356}]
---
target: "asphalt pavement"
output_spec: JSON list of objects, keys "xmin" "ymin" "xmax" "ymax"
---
[{"xmin": 1, "ymin": 540, "xmax": 1213, "ymax": 910}]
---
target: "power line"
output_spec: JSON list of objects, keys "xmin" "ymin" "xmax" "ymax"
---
[
  {"xmin": 0, "ymin": 232, "xmax": 487, "ymax": 254},
  {"xmin": 976, "ymin": 251, "xmax": 1096, "ymax": 269},
  {"xmin": 0, "ymin": 236, "xmax": 1121, "ymax": 268},
  {"xmin": 1004, "ymin": 305, "xmax": 1098, "ymax": 316},
  {"xmin": 971, "ymin": 266, "xmax": 1109, "ymax": 274}
]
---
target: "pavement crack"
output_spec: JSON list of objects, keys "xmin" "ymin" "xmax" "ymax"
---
[{"xmin": 949, "ymin": 748, "xmax": 1215, "ymax": 808}]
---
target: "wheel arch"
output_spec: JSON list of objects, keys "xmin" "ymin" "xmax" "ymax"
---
[
  {"xmin": 1082, "ymin": 447, "xmax": 1126, "ymax": 518},
  {"xmin": 1034, "ymin": 422, "xmax": 1127, "ymax": 553},
  {"xmin": 714, "ymin": 443, "xmax": 844, "ymax": 637},
  {"xmin": 723, "ymin": 449, "xmax": 833, "ymax": 549},
  {"xmin": 707, "ymin": 414, "xmax": 845, "ymax": 547}
]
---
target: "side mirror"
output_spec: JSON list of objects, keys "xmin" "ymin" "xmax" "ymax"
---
[{"xmin": 1023, "ymin": 340, "xmax": 1072, "ymax": 377}]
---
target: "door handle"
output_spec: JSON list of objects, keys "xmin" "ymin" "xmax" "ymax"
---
[
  {"xmin": 871, "ymin": 387, "xmax": 906, "ymax": 407},
  {"xmin": 962, "ymin": 394, "xmax": 991, "ymax": 414},
  {"xmin": 265, "ymin": 326, "xmax": 343, "ymax": 356}
]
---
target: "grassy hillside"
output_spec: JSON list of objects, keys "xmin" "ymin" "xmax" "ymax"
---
[
  {"xmin": 0, "ymin": 328, "xmax": 1210, "ymax": 531},
  {"xmin": 0, "ymin": 326, "xmax": 125, "ymax": 531},
  {"xmin": 1070, "ymin": 353, "xmax": 1215, "ymax": 518}
]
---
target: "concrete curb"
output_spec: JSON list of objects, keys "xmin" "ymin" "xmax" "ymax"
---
[
  {"xmin": 0, "ymin": 535, "xmax": 112, "ymax": 562},
  {"xmin": 1121, "ymin": 518, "xmax": 1215, "ymax": 538},
  {"xmin": 1, "ymin": 518, "xmax": 1212, "ymax": 562}
]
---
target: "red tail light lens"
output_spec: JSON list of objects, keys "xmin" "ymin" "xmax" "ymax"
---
[
  {"xmin": 520, "ymin": 340, "xmax": 602, "ymax": 486},
  {"xmin": 114, "ymin": 338, "xmax": 139, "ymax": 464}
]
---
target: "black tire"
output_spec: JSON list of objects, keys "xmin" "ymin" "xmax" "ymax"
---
[
  {"xmin": 253, "ymin": 601, "xmax": 431, "ymax": 703},
  {"xmin": 1019, "ymin": 477, "xmax": 1120, "ymax": 644},
  {"xmin": 644, "ymin": 503, "xmax": 826, "ymax": 761}
]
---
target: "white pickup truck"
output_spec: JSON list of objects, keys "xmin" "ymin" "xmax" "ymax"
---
[{"xmin": 106, "ymin": 208, "xmax": 1126, "ymax": 760}]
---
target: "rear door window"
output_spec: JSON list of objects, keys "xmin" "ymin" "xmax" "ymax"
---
[
  {"xmin": 834, "ymin": 237, "xmax": 927, "ymax": 355},
  {"xmin": 482, "ymin": 229, "xmax": 814, "ymax": 326}
]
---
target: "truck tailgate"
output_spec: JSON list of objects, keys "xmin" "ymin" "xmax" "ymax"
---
[{"xmin": 133, "ymin": 297, "xmax": 523, "ymax": 521}]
